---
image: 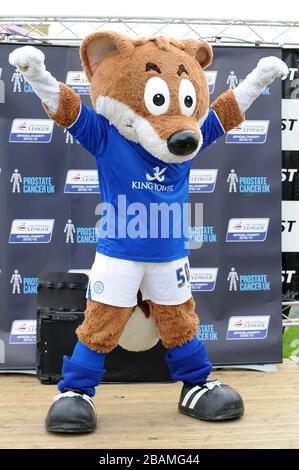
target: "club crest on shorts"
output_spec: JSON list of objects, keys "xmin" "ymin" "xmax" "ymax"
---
[{"xmin": 93, "ymin": 280, "xmax": 104, "ymax": 294}]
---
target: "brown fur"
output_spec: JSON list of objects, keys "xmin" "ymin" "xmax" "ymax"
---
[
  {"xmin": 147, "ymin": 296, "xmax": 199, "ymax": 348},
  {"xmin": 211, "ymin": 89, "xmax": 244, "ymax": 132},
  {"xmin": 76, "ymin": 299, "xmax": 134, "ymax": 353},
  {"xmin": 80, "ymin": 32, "xmax": 212, "ymax": 140},
  {"xmin": 80, "ymin": 33, "xmax": 212, "ymax": 79},
  {"xmin": 77, "ymin": 295, "xmax": 198, "ymax": 352},
  {"xmin": 44, "ymin": 82, "xmax": 81, "ymax": 128},
  {"xmin": 181, "ymin": 39, "xmax": 213, "ymax": 69},
  {"xmin": 46, "ymin": 32, "xmax": 241, "ymax": 140},
  {"xmin": 137, "ymin": 291, "xmax": 151, "ymax": 318},
  {"xmin": 80, "ymin": 31, "xmax": 135, "ymax": 81}
]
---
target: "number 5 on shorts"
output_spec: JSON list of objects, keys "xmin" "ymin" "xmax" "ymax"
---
[{"xmin": 176, "ymin": 263, "xmax": 190, "ymax": 288}]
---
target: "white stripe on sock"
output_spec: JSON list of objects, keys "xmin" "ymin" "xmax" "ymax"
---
[{"xmin": 181, "ymin": 385, "xmax": 201, "ymax": 407}]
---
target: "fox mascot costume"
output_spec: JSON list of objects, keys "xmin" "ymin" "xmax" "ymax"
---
[{"xmin": 9, "ymin": 32, "xmax": 287, "ymax": 433}]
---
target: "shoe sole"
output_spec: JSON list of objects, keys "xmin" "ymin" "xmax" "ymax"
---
[
  {"xmin": 46, "ymin": 423, "xmax": 96, "ymax": 434},
  {"xmin": 179, "ymin": 405, "xmax": 244, "ymax": 421}
]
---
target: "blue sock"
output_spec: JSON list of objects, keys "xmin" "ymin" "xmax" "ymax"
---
[
  {"xmin": 165, "ymin": 336, "xmax": 212, "ymax": 385},
  {"xmin": 71, "ymin": 340, "xmax": 105, "ymax": 370},
  {"xmin": 58, "ymin": 341, "xmax": 106, "ymax": 397}
]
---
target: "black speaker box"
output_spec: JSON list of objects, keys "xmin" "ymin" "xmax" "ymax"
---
[
  {"xmin": 36, "ymin": 272, "xmax": 88, "ymax": 384},
  {"xmin": 36, "ymin": 272, "xmax": 171, "ymax": 384}
]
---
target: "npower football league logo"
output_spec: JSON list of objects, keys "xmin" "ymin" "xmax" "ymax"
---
[
  {"xmin": 189, "ymin": 169, "xmax": 218, "ymax": 193},
  {"xmin": 226, "ymin": 315, "xmax": 270, "ymax": 340},
  {"xmin": 226, "ymin": 218, "xmax": 269, "ymax": 242},
  {"xmin": 66, "ymin": 71, "xmax": 90, "ymax": 95},
  {"xmin": 9, "ymin": 219, "xmax": 55, "ymax": 243},
  {"xmin": 204, "ymin": 71, "xmax": 217, "ymax": 94},
  {"xmin": 64, "ymin": 170, "xmax": 99, "ymax": 193},
  {"xmin": 9, "ymin": 320, "xmax": 36, "ymax": 345},
  {"xmin": 9, "ymin": 119, "xmax": 54, "ymax": 143},
  {"xmin": 190, "ymin": 268, "xmax": 218, "ymax": 292},
  {"xmin": 226, "ymin": 120, "xmax": 269, "ymax": 144}
]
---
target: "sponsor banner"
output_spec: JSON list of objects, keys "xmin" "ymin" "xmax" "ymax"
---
[
  {"xmin": 66, "ymin": 71, "xmax": 90, "ymax": 95},
  {"xmin": 282, "ymin": 201, "xmax": 299, "ymax": 252},
  {"xmin": 225, "ymin": 120, "xmax": 269, "ymax": 144},
  {"xmin": 204, "ymin": 71, "xmax": 217, "ymax": 94},
  {"xmin": 9, "ymin": 320, "xmax": 36, "ymax": 344},
  {"xmin": 282, "ymin": 255, "xmax": 299, "ymax": 301},
  {"xmin": 282, "ymin": 99, "xmax": 299, "ymax": 151},
  {"xmin": 282, "ymin": 161, "xmax": 299, "ymax": 201},
  {"xmin": 0, "ymin": 44, "xmax": 282, "ymax": 373},
  {"xmin": 198, "ymin": 324, "xmax": 219, "ymax": 341},
  {"xmin": 190, "ymin": 268, "xmax": 218, "ymax": 291},
  {"xmin": 227, "ymin": 170, "xmax": 271, "ymax": 193},
  {"xmin": 64, "ymin": 170, "xmax": 99, "ymax": 193},
  {"xmin": 189, "ymin": 226, "xmax": 217, "ymax": 243},
  {"xmin": 226, "ymin": 218, "xmax": 269, "ymax": 242},
  {"xmin": 226, "ymin": 315, "xmax": 270, "ymax": 340},
  {"xmin": 9, "ymin": 118, "xmax": 54, "ymax": 143},
  {"xmin": 189, "ymin": 169, "xmax": 218, "ymax": 193},
  {"xmin": 227, "ymin": 268, "xmax": 271, "ymax": 292},
  {"xmin": 9, "ymin": 219, "xmax": 55, "ymax": 243}
]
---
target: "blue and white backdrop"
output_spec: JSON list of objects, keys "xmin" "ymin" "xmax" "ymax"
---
[{"xmin": 0, "ymin": 44, "xmax": 283, "ymax": 375}]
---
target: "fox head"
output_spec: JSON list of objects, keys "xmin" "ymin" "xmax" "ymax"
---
[{"xmin": 80, "ymin": 31, "xmax": 213, "ymax": 163}]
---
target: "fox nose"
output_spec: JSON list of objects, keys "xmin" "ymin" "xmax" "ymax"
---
[{"xmin": 167, "ymin": 130, "xmax": 199, "ymax": 156}]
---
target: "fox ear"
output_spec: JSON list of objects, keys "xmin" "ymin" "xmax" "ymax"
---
[
  {"xmin": 181, "ymin": 39, "xmax": 213, "ymax": 69},
  {"xmin": 80, "ymin": 31, "xmax": 135, "ymax": 81}
]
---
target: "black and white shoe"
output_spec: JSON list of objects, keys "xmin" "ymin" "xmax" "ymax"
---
[
  {"xmin": 45, "ymin": 391, "xmax": 97, "ymax": 433},
  {"xmin": 179, "ymin": 380, "xmax": 244, "ymax": 421}
]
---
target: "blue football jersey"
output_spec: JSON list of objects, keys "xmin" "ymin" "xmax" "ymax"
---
[{"xmin": 68, "ymin": 105, "xmax": 224, "ymax": 262}]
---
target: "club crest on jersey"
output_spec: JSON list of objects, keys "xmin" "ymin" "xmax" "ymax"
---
[{"xmin": 93, "ymin": 281, "xmax": 104, "ymax": 295}]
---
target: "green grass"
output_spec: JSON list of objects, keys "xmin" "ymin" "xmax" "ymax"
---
[{"xmin": 283, "ymin": 326, "xmax": 299, "ymax": 358}]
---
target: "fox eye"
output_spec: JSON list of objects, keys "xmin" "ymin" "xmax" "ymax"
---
[
  {"xmin": 144, "ymin": 77, "xmax": 170, "ymax": 115},
  {"xmin": 179, "ymin": 79, "xmax": 196, "ymax": 116}
]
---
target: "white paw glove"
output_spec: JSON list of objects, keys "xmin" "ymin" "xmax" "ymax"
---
[
  {"xmin": 255, "ymin": 56, "xmax": 289, "ymax": 86},
  {"xmin": 9, "ymin": 46, "xmax": 60, "ymax": 113},
  {"xmin": 9, "ymin": 45, "xmax": 46, "ymax": 79},
  {"xmin": 233, "ymin": 56, "xmax": 289, "ymax": 114}
]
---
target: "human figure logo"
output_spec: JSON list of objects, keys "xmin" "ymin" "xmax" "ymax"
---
[
  {"xmin": 226, "ymin": 71, "xmax": 238, "ymax": 89},
  {"xmin": 0, "ymin": 68, "xmax": 5, "ymax": 103},
  {"xmin": 11, "ymin": 68, "xmax": 23, "ymax": 93},
  {"xmin": 64, "ymin": 219, "xmax": 76, "ymax": 244},
  {"xmin": 10, "ymin": 269, "xmax": 22, "ymax": 294},
  {"xmin": 227, "ymin": 267, "xmax": 239, "ymax": 291},
  {"xmin": 11, "ymin": 169, "xmax": 22, "ymax": 193},
  {"xmin": 227, "ymin": 169, "xmax": 238, "ymax": 193}
]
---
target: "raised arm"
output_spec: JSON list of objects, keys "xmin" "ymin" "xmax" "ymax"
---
[
  {"xmin": 9, "ymin": 46, "xmax": 108, "ymax": 156},
  {"xmin": 210, "ymin": 56, "xmax": 288, "ymax": 133},
  {"xmin": 9, "ymin": 46, "xmax": 80, "ymax": 128}
]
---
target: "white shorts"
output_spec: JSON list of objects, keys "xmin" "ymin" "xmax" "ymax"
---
[{"xmin": 87, "ymin": 252, "xmax": 192, "ymax": 307}]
